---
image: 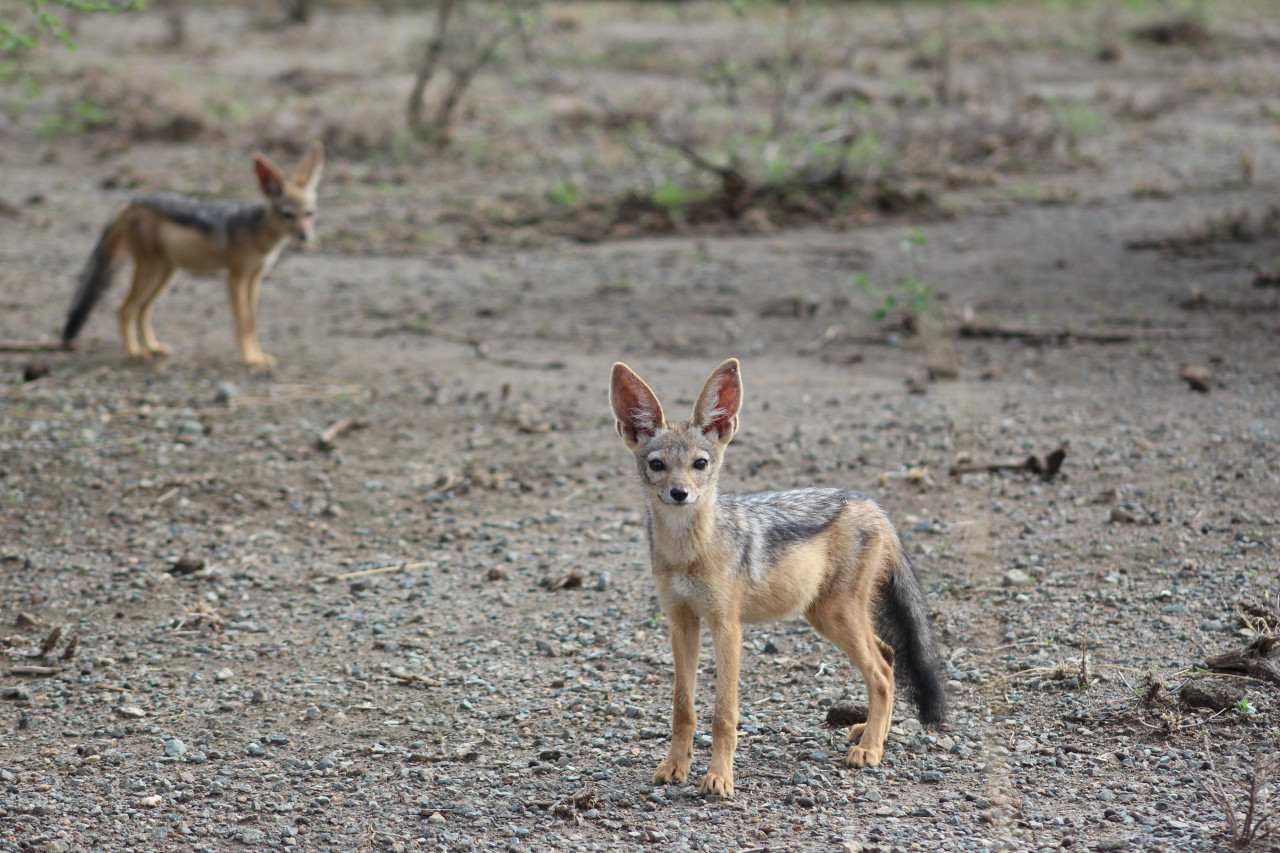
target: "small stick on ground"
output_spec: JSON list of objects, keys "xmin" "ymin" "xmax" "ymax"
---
[
  {"xmin": 336, "ymin": 561, "xmax": 433, "ymax": 582},
  {"xmin": 950, "ymin": 446, "xmax": 1066, "ymax": 480},
  {"xmin": 10, "ymin": 665, "xmax": 59, "ymax": 677},
  {"xmin": 39, "ymin": 626, "xmax": 62, "ymax": 658},
  {"xmin": 377, "ymin": 669, "xmax": 443, "ymax": 687},
  {"xmin": 542, "ymin": 570, "xmax": 584, "ymax": 591},
  {"xmin": 316, "ymin": 417, "xmax": 369, "ymax": 451}
]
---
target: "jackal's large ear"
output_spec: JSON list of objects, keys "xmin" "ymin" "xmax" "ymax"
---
[
  {"xmin": 294, "ymin": 141, "xmax": 324, "ymax": 191},
  {"xmin": 691, "ymin": 358, "xmax": 742, "ymax": 445},
  {"xmin": 252, "ymin": 154, "xmax": 287, "ymax": 199},
  {"xmin": 610, "ymin": 362, "xmax": 666, "ymax": 451}
]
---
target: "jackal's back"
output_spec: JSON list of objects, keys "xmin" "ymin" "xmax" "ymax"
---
[
  {"xmin": 716, "ymin": 487, "xmax": 877, "ymax": 583},
  {"xmin": 133, "ymin": 193, "xmax": 268, "ymax": 247}
]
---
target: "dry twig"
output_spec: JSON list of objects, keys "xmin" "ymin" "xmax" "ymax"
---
[
  {"xmin": 336, "ymin": 562, "xmax": 433, "ymax": 582},
  {"xmin": 316, "ymin": 417, "xmax": 369, "ymax": 451}
]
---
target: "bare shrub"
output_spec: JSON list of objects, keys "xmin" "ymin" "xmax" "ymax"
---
[
  {"xmin": 407, "ymin": 0, "xmax": 534, "ymax": 145},
  {"xmin": 1197, "ymin": 735, "xmax": 1280, "ymax": 849}
]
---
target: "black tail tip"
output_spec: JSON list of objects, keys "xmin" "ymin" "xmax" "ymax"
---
[
  {"xmin": 62, "ymin": 314, "xmax": 86, "ymax": 346},
  {"xmin": 914, "ymin": 684, "xmax": 948, "ymax": 728}
]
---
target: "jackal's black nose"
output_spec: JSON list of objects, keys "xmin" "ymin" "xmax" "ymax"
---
[{"xmin": 670, "ymin": 487, "xmax": 688, "ymax": 503}]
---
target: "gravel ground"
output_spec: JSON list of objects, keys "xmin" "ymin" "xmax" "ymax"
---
[{"xmin": 2, "ymin": 4, "xmax": 1280, "ymax": 852}]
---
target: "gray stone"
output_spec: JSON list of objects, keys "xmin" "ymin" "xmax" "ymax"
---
[{"xmin": 1002, "ymin": 568, "xmax": 1031, "ymax": 586}]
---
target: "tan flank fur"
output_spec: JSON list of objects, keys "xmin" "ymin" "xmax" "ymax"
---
[
  {"xmin": 610, "ymin": 358, "xmax": 945, "ymax": 798},
  {"xmin": 62, "ymin": 142, "xmax": 324, "ymax": 369}
]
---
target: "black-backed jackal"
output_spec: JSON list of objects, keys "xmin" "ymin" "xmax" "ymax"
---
[
  {"xmin": 610, "ymin": 358, "xmax": 945, "ymax": 797},
  {"xmin": 62, "ymin": 142, "xmax": 324, "ymax": 369}
]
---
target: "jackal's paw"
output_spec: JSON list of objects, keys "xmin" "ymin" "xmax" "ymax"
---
[
  {"xmin": 845, "ymin": 744, "xmax": 883, "ymax": 768},
  {"xmin": 243, "ymin": 352, "xmax": 277, "ymax": 371},
  {"xmin": 652, "ymin": 760, "xmax": 689, "ymax": 786},
  {"xmin": 846, "ymin": 723, "xmax": 867, "ymax": 743},
  {"xmin": 698, "ymin": 771, "xmax": 734, "ymax": 798},
  {"xmin": 126, "ymin": 347, "xmax": 152, "ymax": 361},
  {"xmin": 146, "ymin": 342, "xmax": 173, "ymax": 356}
]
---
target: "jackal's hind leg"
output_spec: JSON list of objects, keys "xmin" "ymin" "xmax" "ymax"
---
[
  {"xmin": 119, "ymin": 260, "xmax": 168, "ymax": 360},
  {"xmin": 806, "ymin": 604, "xmax": 895, "ymax": 769},
  {"xmin": 136, "ymin": 264, "xmax": 178, "ymax": 356}
]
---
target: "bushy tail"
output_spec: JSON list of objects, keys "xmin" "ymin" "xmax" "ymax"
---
[
  {"xmin": 62, "ymin": 216, "xmax": 126, "ymax": 346},
  {"xmin": 876, "ymin": 556, "xmax": 947, "ymax": 726}
]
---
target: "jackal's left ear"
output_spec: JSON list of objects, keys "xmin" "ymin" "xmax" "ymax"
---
[
  {"xmin": 252, "ymin": 154, "xmax": 287, "ymax": 199},
  {"xmin": 692, "ymin": 358, "xmax": 742, "ymax": 444},
  {"xmin": 610, "ymin": 362, "xmax": 666, "ymax": 451},
  {"xmin": 294, "ymin": 141, "xmax": 324, "ymax": 191}
]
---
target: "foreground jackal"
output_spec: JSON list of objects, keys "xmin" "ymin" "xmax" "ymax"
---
[
  {"xmin": 61, "ymin": 142, "xmax": 324, "ymax": 369},
  {"xmin": 610, "ymin": 358, "xmax": 945, "ymax": 797}
]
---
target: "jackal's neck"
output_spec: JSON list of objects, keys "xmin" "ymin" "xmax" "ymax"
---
[
  {"xmin": 648, "ymin": 494, "xmax": 721, "ymax": 569},
  {"xmin": 250, "ymin": 216, "xmax": 292, "ymax": 257}
]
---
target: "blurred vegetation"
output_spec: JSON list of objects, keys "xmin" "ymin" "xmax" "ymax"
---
[{"xmin": 5, "ymin": 0, "xmax": 1263, "ymax": 241}]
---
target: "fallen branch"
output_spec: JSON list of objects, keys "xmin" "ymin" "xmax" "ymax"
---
[
  {"xmin": 371, "ymin": 322, "xmax": 487, "ymax": 356},
  {"xmin": 957, "ymin": 321, "xmax": 1209, "ymax": 344},
  {"xmin": 105, "ymin": 385, "xmax": 367, "ymax": 422},
  {"xmin": 316, "ymin": 417, "xmax": 369, "ymax": 451},
  {"xmin": 950, "ymin": 446, "xmax": 1066, "ymax": 480},
  {"xmin": 0, "ymin": 340, "xmax": 68, "ymax": 353},
  {"xmin": 1205, "ymin": 636, "xmax": 1280, "ymax": 687}
]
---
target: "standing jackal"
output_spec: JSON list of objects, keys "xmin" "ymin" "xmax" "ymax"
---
[
  {"xmin": 62, "ymin": 142, "xmax": 324, "ymax": 369},
  {"xmin": 609, "ymin": 358, "xmax": 945, "ymax": 798}
]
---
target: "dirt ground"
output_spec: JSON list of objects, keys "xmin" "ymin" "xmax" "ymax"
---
[{"xmin": 2, "ymin": 3, "xmax": 1280, "ymax": 852}]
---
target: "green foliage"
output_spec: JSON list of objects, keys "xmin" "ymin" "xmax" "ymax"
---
[
  {"xmin": 36, "ymin": 98, "xmax": 109, "ymax": 138},
  {"xmin": 1235, "ymin": 697, "xmax": 1258, "ymax": 717},
  {"xmin": 852, "ymin": 274, "xmax": 934, "ymax": 324},
  {"xmin": 546, "ymin": 179, "xmax": 580, "ymax": 209},
  {"xmin": 1, "ymin": 1, "xmax": 143, "ymax": 55},
  {"xmin": 651, "ymin": 180, "xmax": 689, "ymax": 214},
  {"xmin": 853, "ymin": 228, "xmax": 934, "ymax": 326}
]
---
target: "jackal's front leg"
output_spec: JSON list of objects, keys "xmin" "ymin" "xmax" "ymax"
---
[
  {"xmin": 701, "ymin": 619, "xmax": 742, "ymax": 797},
  {"xmin": 227, "ymin": 269, "xmax": 275, "ymax": 370},
  {"xmin": 653, "ymin": 608, "xmax": 699, "ymax": 786}
]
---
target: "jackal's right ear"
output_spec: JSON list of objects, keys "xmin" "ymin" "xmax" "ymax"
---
[
  {"xmin": 610, "ymin": 362, "xmax": 665, "ymax": 450},
  {"xmin": 293, "ymin": 141, "xmax": 324, "ymax": 192},
  {"xmin": 252, "ymin": 154, "xmax": 287, "ymax": 199},
  {"xmin": 691, "ymin": 358, "xmax": 742, "ymax": 445}
]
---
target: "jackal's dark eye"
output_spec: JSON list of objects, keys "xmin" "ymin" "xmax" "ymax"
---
[
  {"xmin": 648, "ymin": 459, "xmax": 665, "ymax": 471},
  {"xmin": 280, "ymin": 210, "xmax": 296, "ymax": 220},
  {"xmin": 693, "ymin": 458, "xmax": 708, "ymax": 470}
]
